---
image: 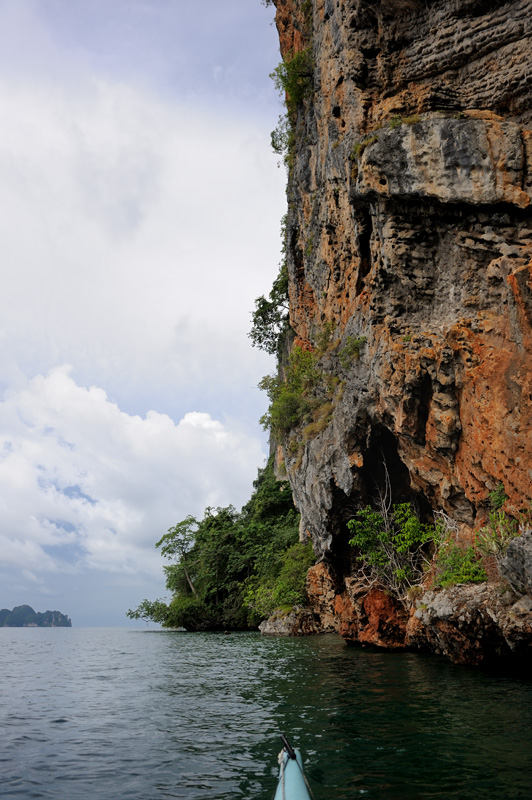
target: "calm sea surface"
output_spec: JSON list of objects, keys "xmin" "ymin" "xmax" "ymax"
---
[{"xmin": 1, "ymin": 627, "xmax": 532, "ymax": 799}]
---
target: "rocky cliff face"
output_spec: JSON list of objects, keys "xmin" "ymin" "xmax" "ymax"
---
[{"xmin": 269, "ymin": 0, "xmax": 532, "ymax": 664}]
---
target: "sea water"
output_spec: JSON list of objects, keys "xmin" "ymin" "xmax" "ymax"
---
[{"xmin": 1, "ymin": 627, "xmax": 532, "ymax": 799}]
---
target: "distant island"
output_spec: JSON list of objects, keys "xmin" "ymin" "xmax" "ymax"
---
[{"xmin": 0, "ymin": 605, "xmax": 72, "ymax": 627}]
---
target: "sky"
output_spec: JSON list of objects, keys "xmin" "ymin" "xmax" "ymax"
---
[{"xmin": 0, "ymin": 0, "xmax": 287, "ymax": 626}]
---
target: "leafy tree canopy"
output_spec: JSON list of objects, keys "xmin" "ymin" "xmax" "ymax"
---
[{"xmin": 127, "ymin": 457, "xmax": 314, "ymax": 630}]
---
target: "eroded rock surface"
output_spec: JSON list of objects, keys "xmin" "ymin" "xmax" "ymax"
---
[
  {"xmin": 408, "ymin": 584, "xmax": 532, "ymax": 665},
  {"xmin": 305, "ymin": 563, "xmax": 532, "ymax": 664},
  {"xmin": 500, "ymin": 532, "xmax": 532, "ymax": 595},
  {"xmin": 258, "ymin": 606, "xmax": 321, "ymax": 636},
  {"xmin": 268, "ymin": 0, "xmax": 532, "ymax": 663}
]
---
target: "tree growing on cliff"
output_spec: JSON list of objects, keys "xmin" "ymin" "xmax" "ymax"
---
[
  {"xmin": 258, "ymin": 344, "xmax": 323, "ymax": 438},
  {"xmin": 249, "ymin": 261, "xmax": 290, "ymax": 356},
  {"xmin": 249, "ymin": 213, "xmax": 291, "ymax": 356},
  {"xmin": 270, "ymin": 47, "xmax": 314, "ymax": 114},
  {"xmin": 268, "ymin": 44, "xmax": 314, "ymax": 170}
]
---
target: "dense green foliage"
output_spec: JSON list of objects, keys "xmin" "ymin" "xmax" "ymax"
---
[
  {"xmin": 127, "ymin": 458, "xmax": 314, "ymax": 630},
  {"xmin": 434, "ymin": 542, "xmax": 487, "ymax": 588},
  {"xmin": 348, "ymin": 503, "xmax": 434, "ymax": 599},
  {"xmin": 270, "ymin": 47, "xmax": 314, "ymax": 114},
  {"xmin": 244, "ymin": 540, "xmax": 314, "ymax": 617},
  {"xmin": 348, "ymin": 502, "xmax": 493, "ymax": 596},
  {"xmin": 259, "ymin": 345, "xmax": 323, "ymax": 439},
  {"xmin": 269, "ymin": 45, "xmax": 313, "ymax": 169},
  {"xmin": 0, "ymin": 605, "xmax": 71, "ymax": 627}
]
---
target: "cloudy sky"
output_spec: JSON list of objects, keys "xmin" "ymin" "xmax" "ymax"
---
[{"xmin": 0, "ymin": 0, "xmax": 286, "ymax": 626}]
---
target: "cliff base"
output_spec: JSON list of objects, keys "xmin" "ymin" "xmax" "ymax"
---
[{"xmin": 306, "ymin": 563, "xmax": 532, "ymax": 666}]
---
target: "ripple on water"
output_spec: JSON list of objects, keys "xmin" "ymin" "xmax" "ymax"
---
[{"xmin": 1, "ymin": 629, "xmax": 532, "ymax": 799}]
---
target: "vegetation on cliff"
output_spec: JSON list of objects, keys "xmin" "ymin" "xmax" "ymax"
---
[
  {"xmin": 270, "ymin": 45, "xmax": 313, "ymax": 115},
  {"xmin": 268, "ymin": 10, "xmax": 313, "ymax": 170},
  {"xmin": 128, "ymin": 1, "xmax": 532, "ymax": 659},
  {"xmin": 127, "ymin": 457, "xmax": 314, "ymax": 630},
  {"xmin": 246, "ymin": 0, "xmax": 532, "ymax": 665},
  {"xmin": 347, "ymin": 502, "xmax": 435, "ymax": 600},
  {"xmin": 0, "ymin": 605, "xmax": 71, "ymax": 627},
  {"xmin": 345, "ymin": 483, "xmax": 531, "ymax": 601},
  {"xmin": 249, "ymin": 215, "xmax": 291, "ymax": 357},
  {"xmin": 257, "ymin": 327, "xmax": 366, "ymax": 445}
]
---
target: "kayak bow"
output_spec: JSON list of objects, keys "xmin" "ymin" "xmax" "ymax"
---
[{"xmin": 273, "ymin": 735, "xmax": 313, "ymax": 800}]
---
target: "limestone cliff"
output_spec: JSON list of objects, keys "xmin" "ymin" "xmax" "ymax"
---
[{"xmin": 268, "ymin": 0, "xmax": 532, "ymax": 664}]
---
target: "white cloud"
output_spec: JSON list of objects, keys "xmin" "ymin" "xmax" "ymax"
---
[
  {"xmin": 0, "ymin": 1, "xmax": 285, "ymax": 623},
  {"xmin": 0, "ymin": 367, "xmax": 265, "ymax": 580},
  {"xmin": 0, "ymin": 71, "xmax": 283, "ymax": 414},
  {"xmin": 0, "ymin": 0, "xmax": 285, "ymax": 412}
]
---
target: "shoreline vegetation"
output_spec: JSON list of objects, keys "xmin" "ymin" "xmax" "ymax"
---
[
  {"xmin": 127, "ymin": 457, "xmax": 314, "ymax": 631},
  {"xmin": 0, "ymin": 605, "xmax": 72, "ymax": 627}
]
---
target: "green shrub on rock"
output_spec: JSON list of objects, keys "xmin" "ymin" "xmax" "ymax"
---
[
  {"xmin": 434, "ymin": 541, "xmax": 487, "ymax": 588},
  {"xmin": 270, "ymin": 47, "xmax": 314, "ymax": 114},
  {"xmin": 338, "ymin": 335, "xmax": 366, "ymax": 368},
  {"xmin": 259, "ymin": 345, "xmax": 322, "ymax": 439},
  {"xmin": 348, "ymin": 502, "xmax": 434, "ymax": 600},
  {"xmin": 476, "ymin": 482, "xmax": 520, "ymax": 568}
]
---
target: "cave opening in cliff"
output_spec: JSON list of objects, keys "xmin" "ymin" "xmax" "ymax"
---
[
  {"xmin": 327, "ymin": 425, "xmax": 433, "ymax": 582},
  {"xmin": 289, "ymin": 224, "xmax": 305, "ymax": 286},
  {"xmin": 361, "ymin": 424, "xmax": 432, "ymax": 517},
  {"xmin": 327, "ymin": 482, "xmax": 359, "ymax": 585}
]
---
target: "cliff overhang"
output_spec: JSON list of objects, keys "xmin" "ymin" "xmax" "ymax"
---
[{"xmin": 266, "ymin": 0, "xmax": 532, "ymax": 665}]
